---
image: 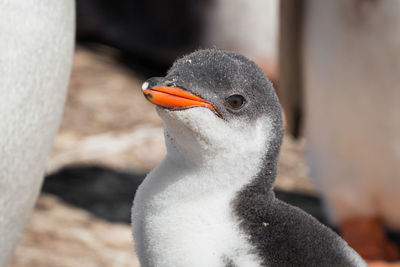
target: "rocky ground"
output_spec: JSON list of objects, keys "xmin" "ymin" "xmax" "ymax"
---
[
  {"xmin": 11, "ymin": 195, "xmax": 139, "ymax": 267},
  {"xmin": 8, "ymin": 47, "xmax": 324, "ymax": 267}
]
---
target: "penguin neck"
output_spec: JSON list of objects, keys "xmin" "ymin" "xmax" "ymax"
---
[{"xmin": 154, "ymin": 113, "xmax": 277, "ymax": 199}]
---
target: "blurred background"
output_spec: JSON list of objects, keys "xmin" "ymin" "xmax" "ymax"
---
[{"xmin": 7, "ymin": 0, "xmax": 400, "ymax": 266}]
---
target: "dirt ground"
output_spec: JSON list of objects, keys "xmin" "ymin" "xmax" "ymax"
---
[{"xmin": 10, "ymin": 47, "xmax": 314, "ymax": 267}]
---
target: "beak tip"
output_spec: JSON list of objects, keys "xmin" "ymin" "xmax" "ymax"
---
[{"xmin": 142, "ymin": 81, "xmax": 149, "ymax": 91}]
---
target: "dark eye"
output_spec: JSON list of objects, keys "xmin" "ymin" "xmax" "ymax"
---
[{"xmin": 226, "ymin": 95, "xmax": 245, "ymax": 109}]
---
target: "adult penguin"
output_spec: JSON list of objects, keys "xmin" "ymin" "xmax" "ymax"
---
[
  {"xmin": 0, "ymin": 1, "xmax": 74, "ymax": 265},
  {"xmin": 301, "ymin": 0, "xmax": 400, "ymax": 261}
]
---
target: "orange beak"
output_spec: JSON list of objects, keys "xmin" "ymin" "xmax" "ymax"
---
[{"xmin": 142, "ymin": 85, "xmax": 221, "ymax": 117}]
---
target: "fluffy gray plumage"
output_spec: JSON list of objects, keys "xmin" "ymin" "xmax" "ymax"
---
[{"xmin": 138, "ymin": 49, "xmax": 367, "ymax": 267}]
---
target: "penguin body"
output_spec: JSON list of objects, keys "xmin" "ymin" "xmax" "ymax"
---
[
  {"xmin": 304, "ymin": 0, "xmax": 400, "ymax": 230},
  {"xmin": 132, "ymin": 50, "xmax": 367, "ymax": 267},
  {"xmin": 0, "ymin": 1, "xmax": 74, "ymax": 265}
]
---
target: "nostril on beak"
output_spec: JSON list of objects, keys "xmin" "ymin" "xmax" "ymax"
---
[{"xmin": 144, "ymin": 92, "xmax": 153, "ymax": 99}]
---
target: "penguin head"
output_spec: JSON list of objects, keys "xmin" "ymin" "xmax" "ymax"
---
[{"xmin": 142, "ymin": 49, "xmax": 283, "ymax": 164}]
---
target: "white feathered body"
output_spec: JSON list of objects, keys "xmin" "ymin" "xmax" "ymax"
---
[
  {"xmin": 304, "ymin": 0, "xmax": 400, "ymax": 228},
  {"xmin": 0, "ymin": 1, "xmax": 74, "ymax": 264},
  {"xmin": 132, "ymin": 108, "xmax": 272, "ymax": 267}
]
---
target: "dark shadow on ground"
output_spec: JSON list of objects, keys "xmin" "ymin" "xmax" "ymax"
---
[
  {"xmin": 76, "ymin": 0, "xmax": 210, "ymax": 77},
  {"xmin": 42, "ymin": 165, "xmax": 145, "ymax": 223}
]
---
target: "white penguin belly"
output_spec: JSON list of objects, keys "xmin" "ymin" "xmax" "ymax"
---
[
  {"xmin": 132, "ymin": 110, "xmax": 271, "ymax": 266},
  {"xmin": 132, "ymin": 165, "xmax": 262, "ymax": 267}
]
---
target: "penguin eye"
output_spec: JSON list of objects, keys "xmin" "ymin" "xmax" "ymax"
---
[{"xmin": 226, "ymin": 95, "xmax": 245, "ymax": 109}]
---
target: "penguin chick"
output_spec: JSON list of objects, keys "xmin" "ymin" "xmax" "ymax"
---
[{"xmin": 132, "ymin": 49, "xmax": 368, "ymax": 267}]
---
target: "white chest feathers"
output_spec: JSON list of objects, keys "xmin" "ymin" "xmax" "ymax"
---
[
  {"xmin": 132, "ymin": 108, "xmax": 273, "ymax": 267},
  {"xmin": 133, "ymin": 179, "xmax": 262, "ymax": 267}
]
